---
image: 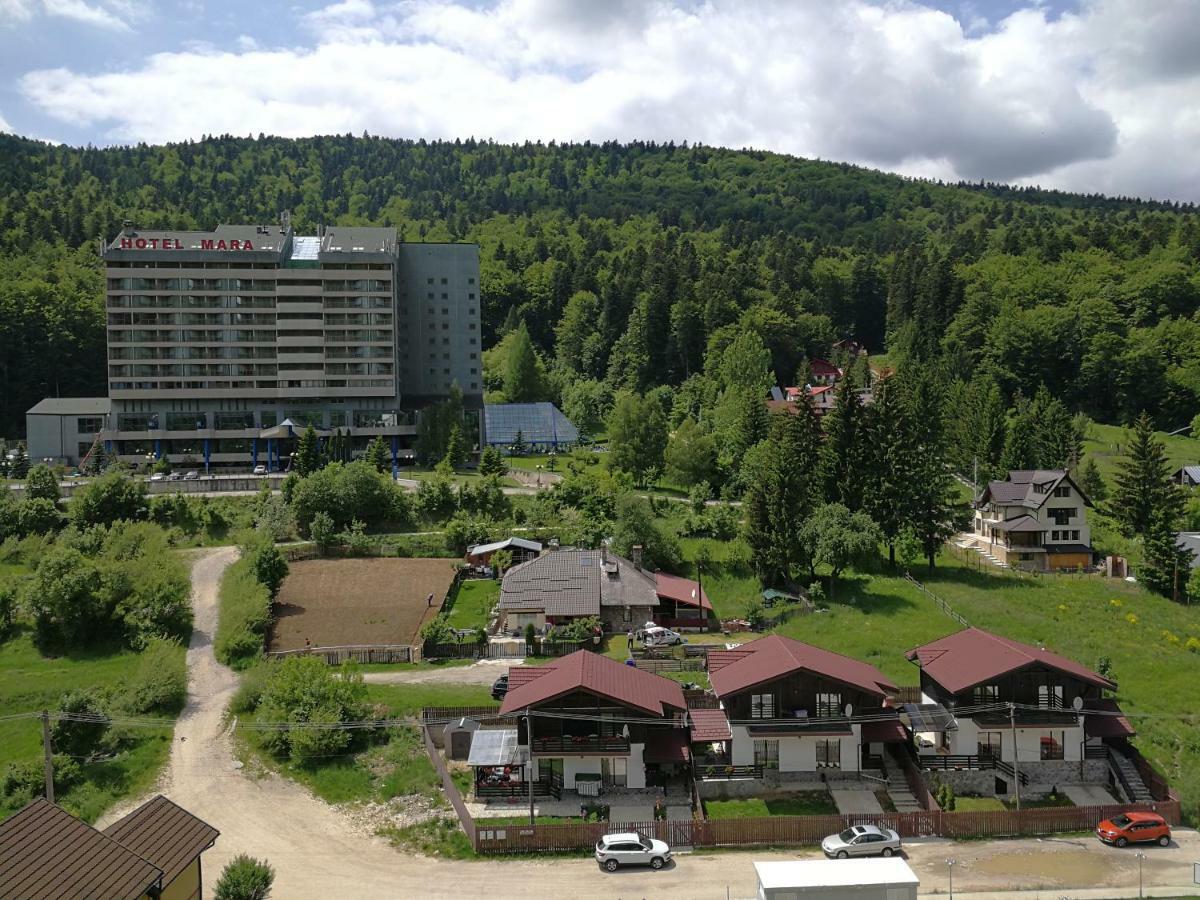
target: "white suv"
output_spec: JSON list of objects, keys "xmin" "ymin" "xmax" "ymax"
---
[{"xmin": 594, "ymin": 832, "xmax": 671, "ymax": 872}]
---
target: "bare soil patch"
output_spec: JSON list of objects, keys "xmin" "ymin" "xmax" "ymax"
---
[{"xmin": 269, "ymin": 557, "xmax": 457, "ymax": 651}]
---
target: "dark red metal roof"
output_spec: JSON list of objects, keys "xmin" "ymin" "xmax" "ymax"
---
[
  {"xmin": 860, "ymin": 718, "xmax": 908, "ymax": 743},
  {"xmin": 708, "ymin": 634, "xmax": 897, "ymax": 699},
  {"xmin": 1084, "ymin": 698, "xmax": 1136, "ymax": 738},
  {"xmin": 654, "ymin": 572, "xmax": 713, "ymax": 611},
  {"xmin": 499, "ymin": 650, "xmax": 685, "ymax": 717},
  {"xmin": 906, "ymin": 627, "xmax": 1115, "ymax": 695},
  {"xmin": 688, "ymin": 708, "xmax": 733, "ymax": 742},
  {"xmin": 643, "ymin": 729, "xmax": 690, "ymax": 763}
]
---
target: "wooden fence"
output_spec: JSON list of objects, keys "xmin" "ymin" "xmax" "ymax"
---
[
  {"xmin": 422, "ymin": 725, "xmax": 476, "ymax": 846},
  {"xmin": 904, "ymin": 572, "xmax": 970, "ymax": 627},
  {"xmin": 633, "ymin": 658, "xmax": 706, "ymax": 674},
  {"xmin": 265, "ymin": 643, "xmax": 413, "ymax": 664},
  {"xmin": 892, "ymin": 685, "xmax": 922, "ymax": 704},
  {"xmin": 472, "ymin": 801, "xmax": 1181, "ymax": 854},
  {"xmin": 421, "ymin": 705, "xmax": 511, "ymax": 725}
]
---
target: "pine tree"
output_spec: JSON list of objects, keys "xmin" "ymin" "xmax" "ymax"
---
[
  {"xmin": 743, "ymin": 402, "xmax": 821, "ymax": 586},
  {"xmin": 794, "ymin": 356, "xmax": 814, "ymax": 390},
  {"xmin": 903, "ymin": 373, "xmax": 959, "ymax": 570},
  {"xmin": 366, "ymin": 436, "xmax": 391, "ymax": 474},
  {"xmin": 443, "ymin": 424, "xmax": 466, "ymax": 470},
  {"xmin": 864, "ymin": 376, "xmax": 914, "ymax": 564},
  {"xmin": 295, "ymin": 425, "xmax": 320, "ymax": 476},
  {"xmin": 1113, "ymin": 413, "xmax": 1182, "ymax": 537},
  {"xmin": 510, "ymin": 429, "xmax": 528, "ymax": 457},
  {"xmin": 1140, "ymin": 511, "xmax": 1192, "ymax": 600},
  {"xmin": 1000, "ymin": 394, "xmax": 1038, "ymax": 471},
  {"xmin": 9, "ymin": 445, "xmax": 29, "ymax": 479},
  {"xmin": 725, "ymin": 387, "xmax": 770, "ymax": 478},
  {"xmin": 1078, "ymin": 457, "xmax": 1107, "ymax": 502},
  {"xmin": 478, "ymin": 445, "xmax": 507, "ymax": 476},
  {"xmin": 821, "ymin": 374, "xmax": 869, "ymax": 510},
  {"xmin": 504, "ymin": 322, "xmax": 542, "ymax": 402}
]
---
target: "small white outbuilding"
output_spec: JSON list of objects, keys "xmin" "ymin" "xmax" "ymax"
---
[{"xmin": 754, "ymin": 858, "xmax": 919, "ymax": 900}]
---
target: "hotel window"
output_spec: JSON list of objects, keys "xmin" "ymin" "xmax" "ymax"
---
[
  {"xmin": 1040, "ymin": 731, "xmax": 1065, "ymax": 760},
  {"xmin": 77, "ymin": 417, "xmax": 105, "ymax": 434},
  {"xmin": 815, "ymin": 692, "xmax": 841, "ymax": 717},
  {"xmin": 467, "ymin": 277, "xmax": 475, "ymax": 285},
  {"xmin": 753, "ymin": 740, "xmax": 779, "ymax": 769},
  {"xmin": 750, "ymin": 693, "xmax": 775, "ymax": 719},
  {"xmin": 816, "ymin": 739, "xmax": 841, "ymax": 769}
]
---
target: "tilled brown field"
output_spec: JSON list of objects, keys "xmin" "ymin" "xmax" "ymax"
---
[{"xmin": 269, "ymin": 557, "xmax": 458, "ymax": 651}]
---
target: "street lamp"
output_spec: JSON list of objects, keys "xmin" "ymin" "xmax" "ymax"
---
[
  {"xmin": 1135, "ymin": 852, "xmax": 1146, "ymax": 898},
  {"xmin": 947, "ymin": 858, "xmax": 956, "ymax": 900}
]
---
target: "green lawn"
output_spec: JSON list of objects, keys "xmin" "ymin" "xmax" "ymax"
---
[
  {"xmin": 705, "ymin": 792, "xmax": 838, "ymax": 819},
  {"xmin": 0, "ymin": 628, "xmax": 181, "ymax": 822},
  {"xmin": 444, "ymin": 579, "xmax": 499, "ymax": 630},
  {"xmin": 1084, "ymin": 421, "xmax": 1200, "ymax": 485},
  {"xmin": 952, "ymin": 796, "xmax": 1006, "ymax": 812},
  {"xmin": 398, "ymin": 467, "xmax": 520, "ymax": 488}
]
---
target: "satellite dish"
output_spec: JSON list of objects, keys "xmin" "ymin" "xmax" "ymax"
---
[
  {"xmin": 844, "ymin": 703, "xmax": 854, "ymax": 718},
  {"xmin": 1073, "ymin": 696, "xmax": 1084, "ymax": 711}
]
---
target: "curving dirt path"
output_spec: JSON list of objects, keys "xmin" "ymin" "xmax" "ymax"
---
[{"xmin": 98, "ymin": 547, "xmax": 1200, "ymax": 899}]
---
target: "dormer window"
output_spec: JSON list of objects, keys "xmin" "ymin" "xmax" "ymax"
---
[{"xmin": 1053, "ymin": 485, "xmax": 1070, "ymax": 497}]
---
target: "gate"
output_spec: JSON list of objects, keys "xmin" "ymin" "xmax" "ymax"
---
[{"xmin": 489, "ymin": 640, "xmax": 528, "ymax": 659}]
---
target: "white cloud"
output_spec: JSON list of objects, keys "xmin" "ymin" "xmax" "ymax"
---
[
  {"xmin": 0, "ymin": 0, "xmax": 35, "ymax": 25},
  {"xmin": 15, "ymin": 0, "xmax": 1200, "ymax": 199},
  {"xmin": 0, "ymin": 110, "xmax": 14, "ymax": 133},
  {"xmin": 41, "ymin": 0, "xmax": 133, "ymax": 31}
]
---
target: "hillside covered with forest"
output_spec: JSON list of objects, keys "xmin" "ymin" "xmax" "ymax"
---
[{"xmin": 1, "ymin": 132, "xmax": 1199, "ymax": 450}]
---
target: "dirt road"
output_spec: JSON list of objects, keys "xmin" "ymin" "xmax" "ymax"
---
[{"xmin": 98, "ymin": 547, "xmax": 1200, "ymax": 898}]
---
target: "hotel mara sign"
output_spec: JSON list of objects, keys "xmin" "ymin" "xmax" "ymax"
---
[{"xmin": 117, "ymin": 237, "xmax": 258, "ymax": 251}]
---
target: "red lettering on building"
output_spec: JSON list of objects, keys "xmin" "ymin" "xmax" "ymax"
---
[
  {"xmin": 229, "ymin": 239, "xmax": 241, "ymax": 250},
  {"xmin": 171, "ymin": 238, "xmax": 182, "ymax": 249},
  {"xmin": 119, "ymin": 235, "xmax": 254, "ymax": 251},
  {"xmin": 200, "ymin": 239, "xmax": 214, "ymax": 250},
  {"xmin": 134, "ymin": 238, "xmax": 147, "ymax": 249},
  {"xmin": 243, "ymin": 239, "xmax": 254, "ymax": 250},
  {"xmin": 119, "ymin": 238, "xmax": 132, "ymax": 248}
]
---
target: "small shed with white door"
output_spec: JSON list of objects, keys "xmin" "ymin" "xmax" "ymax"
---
[{"xmin": 754, "ymin": 858, "xmax": 919, "ymax": 900}]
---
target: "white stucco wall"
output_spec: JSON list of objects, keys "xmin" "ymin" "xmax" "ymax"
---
[
  {"xmin": 730, "ymin": 726, "xmax": 861, "ymax": 772},
  {"xmin": 947, "ymin": 717, "xmax": 1084, "ymax": 762},
  {"xmin": 562, "ymin": 757, "xmax": 601, "ymax": 788}
]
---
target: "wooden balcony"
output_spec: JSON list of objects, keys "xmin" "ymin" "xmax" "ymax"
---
[{"xmin": 531, "ymin": 735, "xmax": 630, "ymax": 755}]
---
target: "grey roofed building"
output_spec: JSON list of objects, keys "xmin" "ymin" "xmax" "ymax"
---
[
  {"xmin": 26, "ymin": 398, "xmax": 112, "ymax": 416},
  {"xmin": 1176, "ymin": 532, "xmax": 1200, "ymax": 568},
  {"xmin": 498, "ymin": 548, "xmax": 658, "ymax": 623},
  {"xmin": 1174, "ymin": 465, "xmax": 1200, "ymax": 487}
]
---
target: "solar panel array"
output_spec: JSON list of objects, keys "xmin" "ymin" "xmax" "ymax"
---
[{"xmin": 484, "ymin": 402, "xmax": 579, "ymax": 447}]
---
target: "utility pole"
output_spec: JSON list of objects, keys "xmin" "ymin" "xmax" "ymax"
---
[
  {"xmin": 41, "ymin": 709, "xmax": 54, "ymax": 804},
  {"xmin": 946, "ymin": 858, "xmax": 956, "ymax": 900},
  {"xmin": 1008, "ymin": 702, "xmax": 1021, "ymax": 811}
]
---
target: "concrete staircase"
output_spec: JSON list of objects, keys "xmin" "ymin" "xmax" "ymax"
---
[
  {"xmin": 1108, "ymin": 746, "xmax": 1153, "ymax": 803},
  {"xmin": 954, "ymin": 535, "xmax": 1009, "ymax": 570},
  {"xmin": 881, "ymin": 756, "xmax": 924, "ymax": 813}
]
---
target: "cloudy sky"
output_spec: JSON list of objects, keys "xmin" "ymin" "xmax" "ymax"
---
[{"xmin": 1, "ymin": 0, "xmax": 1198, "ymax": 201}]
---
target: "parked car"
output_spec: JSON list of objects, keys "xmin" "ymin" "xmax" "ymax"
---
[
  {"xmin": 149, "ymin": 472, "xmax": 165, "ymax": 482},
  {"xmin": 253, "ymin": 464, "xmax": 268, "ymax": 475},
  {"xmin": 491, "ymin": 675, "xmax": 509, "ymax": 700},
  {"xmin": 168, "ymin": 471, "xmax": 183, "ymax": 481},
  {"xmin": 821, "ymin": 824, "xmax": 902, "ymax": 859},
  {"xmin": 641, "ymin": 626, "xmax": 683, "ymax": 648},
  {"xmin": 183, "ymin": 470, "xmax": 200, "ymax": 481},
  {"xmin": 1096, "ymin": 812, "xmax": 1171, "ymax": 847},
  {"xmin": 595, "ymin": 832, "xmax": 671, "ymax": 872}
]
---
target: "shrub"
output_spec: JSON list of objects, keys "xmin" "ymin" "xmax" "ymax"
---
[
  {"xmin": 23, "ymin": 547, "xmax": 106, "ymax": 649},
  {"xmin": 291, "ymin": 461, "xmax": 412, "ymax": 533},
  {"xmin": 229, "ymin": 663, "xmax": 272, "ymax": 715},
  {"xmin": 215, "ymin": 555, "xmax": 273, "ymax": 669},
  {"xmin": 340, "ymin": 519, "xmax": 372, "ymax": 556},
  {"xmin": 309, "ymin": 511, "xmax": 335, "ymax": 553},
  {"xmin": 420, "ymin": 615, "xmax": 456, "ymax": 645},
  {"xmin": 69, "ymin": 471, "xmax": 148, "ymax": 528},
  {"xmin": 0, "ymin": 583, "xmax": 16, "ymax": 640},
  {"xmin": 51, "ymin": 689, "xmax": 110, "ymax": 760},
  {"xmin": 249, "ymin": 543, "xmax": 289, "ymax": 598},
  {"xmin": 115, "ymin": 565, "xmax": 192, "ymax": 649},
  {"xmin": 121, "ymin": 638, "xmax": 186, "ymax": 714},
  {"xmin": 214, "ymin": 854, "xmax": 275, "ymax": 900},
  {"xmin": 256, "ymin": 657, "xmax": 368, "ymax": 761},
  {"xmin": 25, "ymin": 464, "xmax": 61, "ymax": 502},
  {"xmin": 15, "ymin": 498, "xmax": 64, "ymax": 536}
]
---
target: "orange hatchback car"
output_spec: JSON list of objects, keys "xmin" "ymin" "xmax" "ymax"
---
[{"xmin": 1096, "ymin": 811, "xmax": 1171, "ymax": 848}]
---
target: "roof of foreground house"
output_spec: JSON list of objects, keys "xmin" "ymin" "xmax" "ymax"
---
[
  {"xmin": 102, "ymin": 795, "xmax": 219, "ymax": 887},
  {"xmin": 905, "ymin": 627, "xmax": 1115, "ymax": 695},
  {"xmin": 0, "ymin": 799, "xmax": 163, "ymax": 900},
  {"xmin": 707, "ymin": 634, "xmax": 897, "ymax": 699},
  {"xmin": 499, "ymin": 650, "xmax": 685, "ymax": 717}
]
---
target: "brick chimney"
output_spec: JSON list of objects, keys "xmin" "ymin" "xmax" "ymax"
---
[{"xmin": 631, "ymin": 545, "xmax": 643, "ymax": 568}]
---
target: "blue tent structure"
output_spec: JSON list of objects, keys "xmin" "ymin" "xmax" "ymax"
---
[{"xmin": 483, "ymin": 403, "xmax": 579, "ymax": 450}]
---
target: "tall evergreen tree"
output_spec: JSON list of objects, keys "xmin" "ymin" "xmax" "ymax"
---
[
  {"xmin": 503, "ymin": 321, "xmax": 542, "ymax": 402},
  {"xmin": 365, "ymin": 436, "xmax": 391, "ymax": 474},
  {"xmin": 1140, "ymin": 511, "xmax": 1192, "ymax": 601},
  {"xmin": 607, "ymin": 392, "xmax": 668, "ymax": 486},
  {"xmin": 443, "ymin": 424, "xmax": 466, "ymax": 470},
  {"xmin": 294, "ymin": 425, "xmax": 320, "ymax": 476},
  {"xmin": 743, "ymin": 403, "xmax": 821, "ymax": 586},
  {"xmin": 864, "ymin": 376, "xmax": 915, "ymax": 564},
  {"xmin": 903, "ymin": 372, "xmax": 960, "ymax": 570},
  {"xmin": 821, "ymin": 374, "xmax": 869, "ymax": 510},
  {"xmin": 1113, "ymin": 413, "xmax": 1183, "ymax": 537},
  {"xmin": 1000, "ymin": 393, "xmax": 1039, "ymax": 472}
]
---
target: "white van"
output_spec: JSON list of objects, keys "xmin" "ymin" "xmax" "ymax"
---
[
  {"xmin": 755, "ymin": 858, "xmax": 919, "ymax": 900},
  {"xmin": 640, "ymin": 625, "xmax": 683, "ymax": 648}
]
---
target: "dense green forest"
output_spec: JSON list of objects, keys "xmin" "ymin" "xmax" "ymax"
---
[{"xmin": 2, "ymin": 132, "xmax": 1199, "ymax": 441}]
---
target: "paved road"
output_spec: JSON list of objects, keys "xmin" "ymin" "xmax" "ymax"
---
[{"xmin": 97, "ymin": 547, "xmax": 1200, "ymax": 898}]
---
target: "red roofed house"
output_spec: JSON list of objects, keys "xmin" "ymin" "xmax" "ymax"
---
[
  {"xmin": 495, "ymin": 650, "xmax": 689, "ymax": 799},
  {"xmin": 695, "ymin": 635, "xmax": 902, "ymax": 795},
  {"xmin": 652, "ymin": 571, "xmax": 713, "ymax": 630},
  {"xmin": 905, "ymin": 627, "xmax": 1143, "ymax": 800},
  {"xmin": 808, "ymin": 358, "xmax": 843, "ymax": 385}
]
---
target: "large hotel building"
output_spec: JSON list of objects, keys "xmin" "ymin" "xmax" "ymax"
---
[{"xmin": 26, "ymin": 217, "xmax": 482, "ymax": 471}]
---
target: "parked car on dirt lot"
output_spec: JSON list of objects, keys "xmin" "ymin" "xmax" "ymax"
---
[
  {"xmin": 595, "ymin": 832, "xmax": 671, "ymax": 872},
  {"xmin": 821, "ymin": 824, "xmax": 902, "ymax": 859},
  {"xmin": 491, "ymin": 675, "xmax": 509, "ymax": 700},
  {"xmin": 1096, "ymin": 811, "xmax": 1171, "ymax": 847}
]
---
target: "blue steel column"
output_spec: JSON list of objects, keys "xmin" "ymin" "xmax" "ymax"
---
[
  {"xmin": 391, "ymin": 435, "xmax": 399, "ymax": 480},
  {"xmin": 251, "ymin": 438, "xmax": 258, "ymax": 469},
  {"xmin": 203, "ymin": 438, "xmax": 211, "ymax": 473}
]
